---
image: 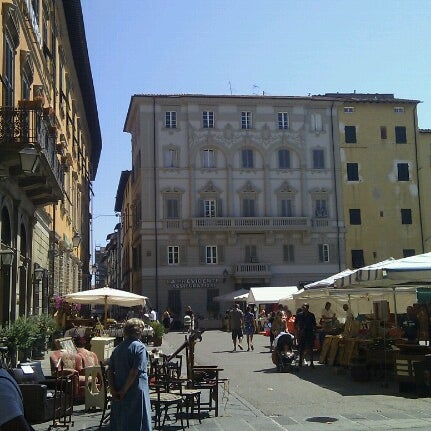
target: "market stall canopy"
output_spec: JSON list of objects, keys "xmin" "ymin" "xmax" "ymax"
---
[
  {"xmin": 289, "ymin": 285, "xmax": 417, "ymax": 320},
  {"xmin": 334, "ymin": 258, "xmax": 396, "ymax": 288},
  {"xmin": 63, "ymin": 287, "xmax": 148, "ymax": 324},
  {"xmin": 383, "ymin": 252, "xmax": 431, "ymax": 280},
  {"xmin": 247, "ymin": 286, "xmax": 298, "ymax": 305},
  {"xmin": 304, "ymin": 269, "xmax": 355, "ymax": 290},
  {"xmin": 213, "ymin": 288, "xmax": 249, "ymax": 303},
  {"xmin": 335, "ymin": 253, "xmax": 431, "ymax": 289}
]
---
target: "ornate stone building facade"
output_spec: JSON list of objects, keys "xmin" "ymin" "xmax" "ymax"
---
[{"xmin": 123, "ymin": 95, "xmax": 345, "ymax": 317}]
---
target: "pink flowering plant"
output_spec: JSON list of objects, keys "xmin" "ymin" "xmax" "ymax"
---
[{"xmin": 52, "ymin": 295, "xmax": 81, "ymax": 317}]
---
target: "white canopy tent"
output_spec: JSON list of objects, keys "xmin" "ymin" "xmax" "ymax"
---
[
  {"xmin": 334, "ymin": 259, "xmax": 395, "ymax": 288},
  {"xmin": 247, "ymin": 286, "xmax": 298, "ymax": 311},
  {"xmin": 304, "ymin": 269, "xmax": 355, "ymax": 290},
  {"xmin": 213, "ymin": 288, "xmax": 249, "ymax": 303},
  {"xmin": 281, "ymin": 285, "xmax": 418, "ymax": 322},
  {"xmin": 334, "ymin": 253, "xmax": 431, "ymax": 289},
  {"xmin": 381, "ymin": 252, "xmax": 431, "ymax": 281}
]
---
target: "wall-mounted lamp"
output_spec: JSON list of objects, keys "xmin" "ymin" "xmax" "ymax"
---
[
  {"xmin": 34, "ymin": 264, "xmax": 45, "ymax": 281},
  {"xmin": 0, "ymin": 247, "xmax": 15, "ymax": 266},
  {"xmin": 72, "ymin": 232, "xmax": 81, "ymax": 248},
  {"xmin": 222, "ymin": 268, "xmax": 229, "ymax": 283},
  {"xmin": 19, "ymin": 146, "xmax": 40, "ymax": 173},
  {"xmin": 0, "ymin": 247, "xmax": 14, "ymax": 266}
]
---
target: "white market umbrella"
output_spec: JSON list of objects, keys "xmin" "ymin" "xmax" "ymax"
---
[
  {"xmin": 213, "ymin": 288, "xmax": 250, "ymax": 303},
  {"xmin": 63, "ymin": 287, "xmax": 148, "ymax": 324}
]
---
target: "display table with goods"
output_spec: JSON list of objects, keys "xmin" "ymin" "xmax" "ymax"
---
[
  {"xmin": 394, "ymin": 344, "xmax": 431, "ymax": 393},
  {"xmin": 319, "ymin": 318, "xmax": 403, "ymax": 373},
  {"xmin": 105, "ymin": 323, "xmax": 154, "ymax": 344}
]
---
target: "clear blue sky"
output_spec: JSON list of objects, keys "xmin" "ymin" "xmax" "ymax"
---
[{"xmin": 81, "ymin": 0, "xmax": 431, "ymax": 251}]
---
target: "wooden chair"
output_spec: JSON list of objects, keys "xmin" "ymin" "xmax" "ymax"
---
[
  {"xmin": 99, "ymin": 361, "xmax": 111, "ymax": 429},
  {"xmin": 149, "ymin": 365, "xmax": 188, "ymax": 430},
  {"xmin": 183, "ymin": 334, "xmax": 226, "ymax": 417}
]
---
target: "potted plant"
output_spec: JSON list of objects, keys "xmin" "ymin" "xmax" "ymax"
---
[
  {"xmin": 1, "ymin": 316, "xmax": 38, "ymax": 364},
  {"xmin": 29, "ymin": 314, "xmax": 56, "ymax": 359},
  {"xmin": 149, "ymin": 320, "xmax": 165, "ymax": 347}
]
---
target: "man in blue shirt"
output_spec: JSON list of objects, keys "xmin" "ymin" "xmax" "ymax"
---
[
  {"xmin": 0, "ymin": 367, "xmax": 32, "ymax": 430},
  {"xmin": 400, "ymin": 306, "xmax": 419, "ymax": 343}
]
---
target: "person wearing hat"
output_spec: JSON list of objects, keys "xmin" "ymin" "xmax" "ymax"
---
[{"xmin": 295, "ymin": 303, "xmax": 317, "ymax": 368}]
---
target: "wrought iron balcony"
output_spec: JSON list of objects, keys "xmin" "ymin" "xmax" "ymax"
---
[
  {"xmin": 191, "ymin": 216, "xmax": 310, "ymax": 232},
  {"xmin": 0, "ymin": 104, "xmax": 64, "ymax": 205}
]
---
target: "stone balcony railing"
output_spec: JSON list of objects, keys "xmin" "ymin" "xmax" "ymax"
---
[
  {"xmin": 233, "ymin": 262, "xmax": 271, "ymax": 277},
  {"xmin": 191, "ymin": 216, "xmax": 310, "ymax": 231}
]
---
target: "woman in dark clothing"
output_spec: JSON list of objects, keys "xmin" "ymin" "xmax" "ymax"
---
[{"xmin": 295, "ymin": 303, "xmax": 317, "ymax": 368}]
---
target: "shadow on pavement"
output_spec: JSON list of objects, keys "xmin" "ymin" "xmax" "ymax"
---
[{"xmin": 253, "ymin": 363, "xmax": 419, "ymax": 397}]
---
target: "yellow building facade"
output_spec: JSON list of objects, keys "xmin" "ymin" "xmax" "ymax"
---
[
  {"xmin": 331, "ymin": 93, "xmax": 423, "ymax": 267},
  {"xmin": 418, "ymin": 129, "xmax": 431, "ymax": 253},
  {"xmin": 0, "ymin": 0, "xmax": 101, "ymax": 324}
]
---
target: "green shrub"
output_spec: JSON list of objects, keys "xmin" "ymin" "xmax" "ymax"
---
[{"xmin": 148, "ymin": 320, "xmax": 165, "ymax": 338}]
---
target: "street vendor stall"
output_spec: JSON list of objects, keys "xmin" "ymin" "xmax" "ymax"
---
[{"xmin": 247, "ymin": 286, "xmax": 298, "ymax": 309}]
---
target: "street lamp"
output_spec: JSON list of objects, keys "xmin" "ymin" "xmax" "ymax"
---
[
  {"xmin": 0, "ymin": 247, "xmax": 14, "ymax": 266},
  {"xmin": 72, "ymin": 232, "xmax": 81, "ymax": 248},
  {"xmin": 34, "ymin": 265, "xmax": 45, "ymax": 281},
  {"xmin": 19, "ymin": 146, "xmax": 40, "ymax": 173}
]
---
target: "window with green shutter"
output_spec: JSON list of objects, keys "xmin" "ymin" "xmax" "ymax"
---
[
  {"xmin": 395, "ymin": 126, "xmax": 407, "ymax": 144},
  {"xmin": 345, "ymin": 126, "xmax": 357, "ymax": 143}
]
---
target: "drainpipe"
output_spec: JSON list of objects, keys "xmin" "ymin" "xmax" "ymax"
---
[
  {"xmin": 153, "ymin": 97, "xmax": 159, "ymax": 310},
  {"xmin": 330, "ymin": 101, "xmax": 342, "ymax": 271},
  {"xmin": 413, "ymin": 105, "xmax": 424, "ymax": 253}
]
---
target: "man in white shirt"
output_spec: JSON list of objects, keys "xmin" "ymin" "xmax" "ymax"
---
[
  {"xmin": 149, "ymin": 308, "xmax": 157, "ymax": 321},
  {"xmin": 343, "ymin": 304, "xmax": 354, "ymax": 322}
]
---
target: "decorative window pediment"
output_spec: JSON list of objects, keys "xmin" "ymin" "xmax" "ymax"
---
[
  {"xmin": 310, "ymin": 187, "xmax": 329, "ymax": 197},
  {"xmin": 276, "ymin": 181, "xmax": 296, "ymax": 195},
  {"xmin": 198, "ymin": 180, "xmax": 221, "ymax": 196},
  {"xmin": 161, "ymin": 186, "xmax": 185, "ymax": 195},
  {"xmin": 163, "ymin": 144, "xmax": 179, "ymax": 168},
  {"xmin": 238, "ymin": 180, "xmax": 260, "ymax": 195}
]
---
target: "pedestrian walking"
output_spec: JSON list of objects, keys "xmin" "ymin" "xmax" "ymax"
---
[
  {"xmin": 244, "ymin": 305, "xmax": 257, "ymax": 351},
  {"xmin": 295, "ymin": 303, "xmax": 317, "ymax": 368},
  {"xmin": 229, "ymin": 303, "xmax": 244, "ymax": 351},
  {"xmin": 184, "ymin": 306, "xmax": 195, "ymax": 332}
]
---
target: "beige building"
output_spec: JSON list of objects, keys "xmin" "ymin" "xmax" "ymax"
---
[
  {"xmin": 0, "ymin": 0, "xmax": 101, "ymax": 324},
  {"xmin": 418, "ymin": 129, "xmax": 431, "ymax": 252},
  {"xmin": 123, "ymin": 95, "xmax": 346, "ymax": 318},
  {"xmin": 328, "ymin": 93, "xmax": 424, "ymax": 266}
]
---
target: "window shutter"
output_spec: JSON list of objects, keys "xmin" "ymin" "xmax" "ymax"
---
[
  {"xmin": 180, "ymin": 245, "xmax": 187, "ymax": 265},
  {"xmin": 198, "ymin": 199, "xmax": 204, "ymax": 217},
  {"xmin": 318, "ymin": 244, "xmax": 323, "ymax": 262},
  {"xmin": 159, "ymin": 246, "xmax": 167, "ymax": 265},
  {"xmin": 290, "ymin": 244, "xmax": 295, "ymax": 262},
  {"xmin": 218, "ymin": 245, "xmax": 225, "ymax": 263},
  {"xmin": 315, "ymin": 114, "xmax": 322, "ymax": 131},
  {"xmin": 283, "ymin": 245, "xmax": 288, "ymax": 261},
  {"xmin": 199, "ymin": 246, "xmax": 205, "ymax": 264},
  {"xmin": 217, "ymin": 199, "xmax": 223, "ymax": 217},
  {"xmin": 395, "ymin": 126, "xmax": 407, "ymax": 144},
  {"xmin": 345, "ymin": 126, "xmax": 357, "ymax": 143}
]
